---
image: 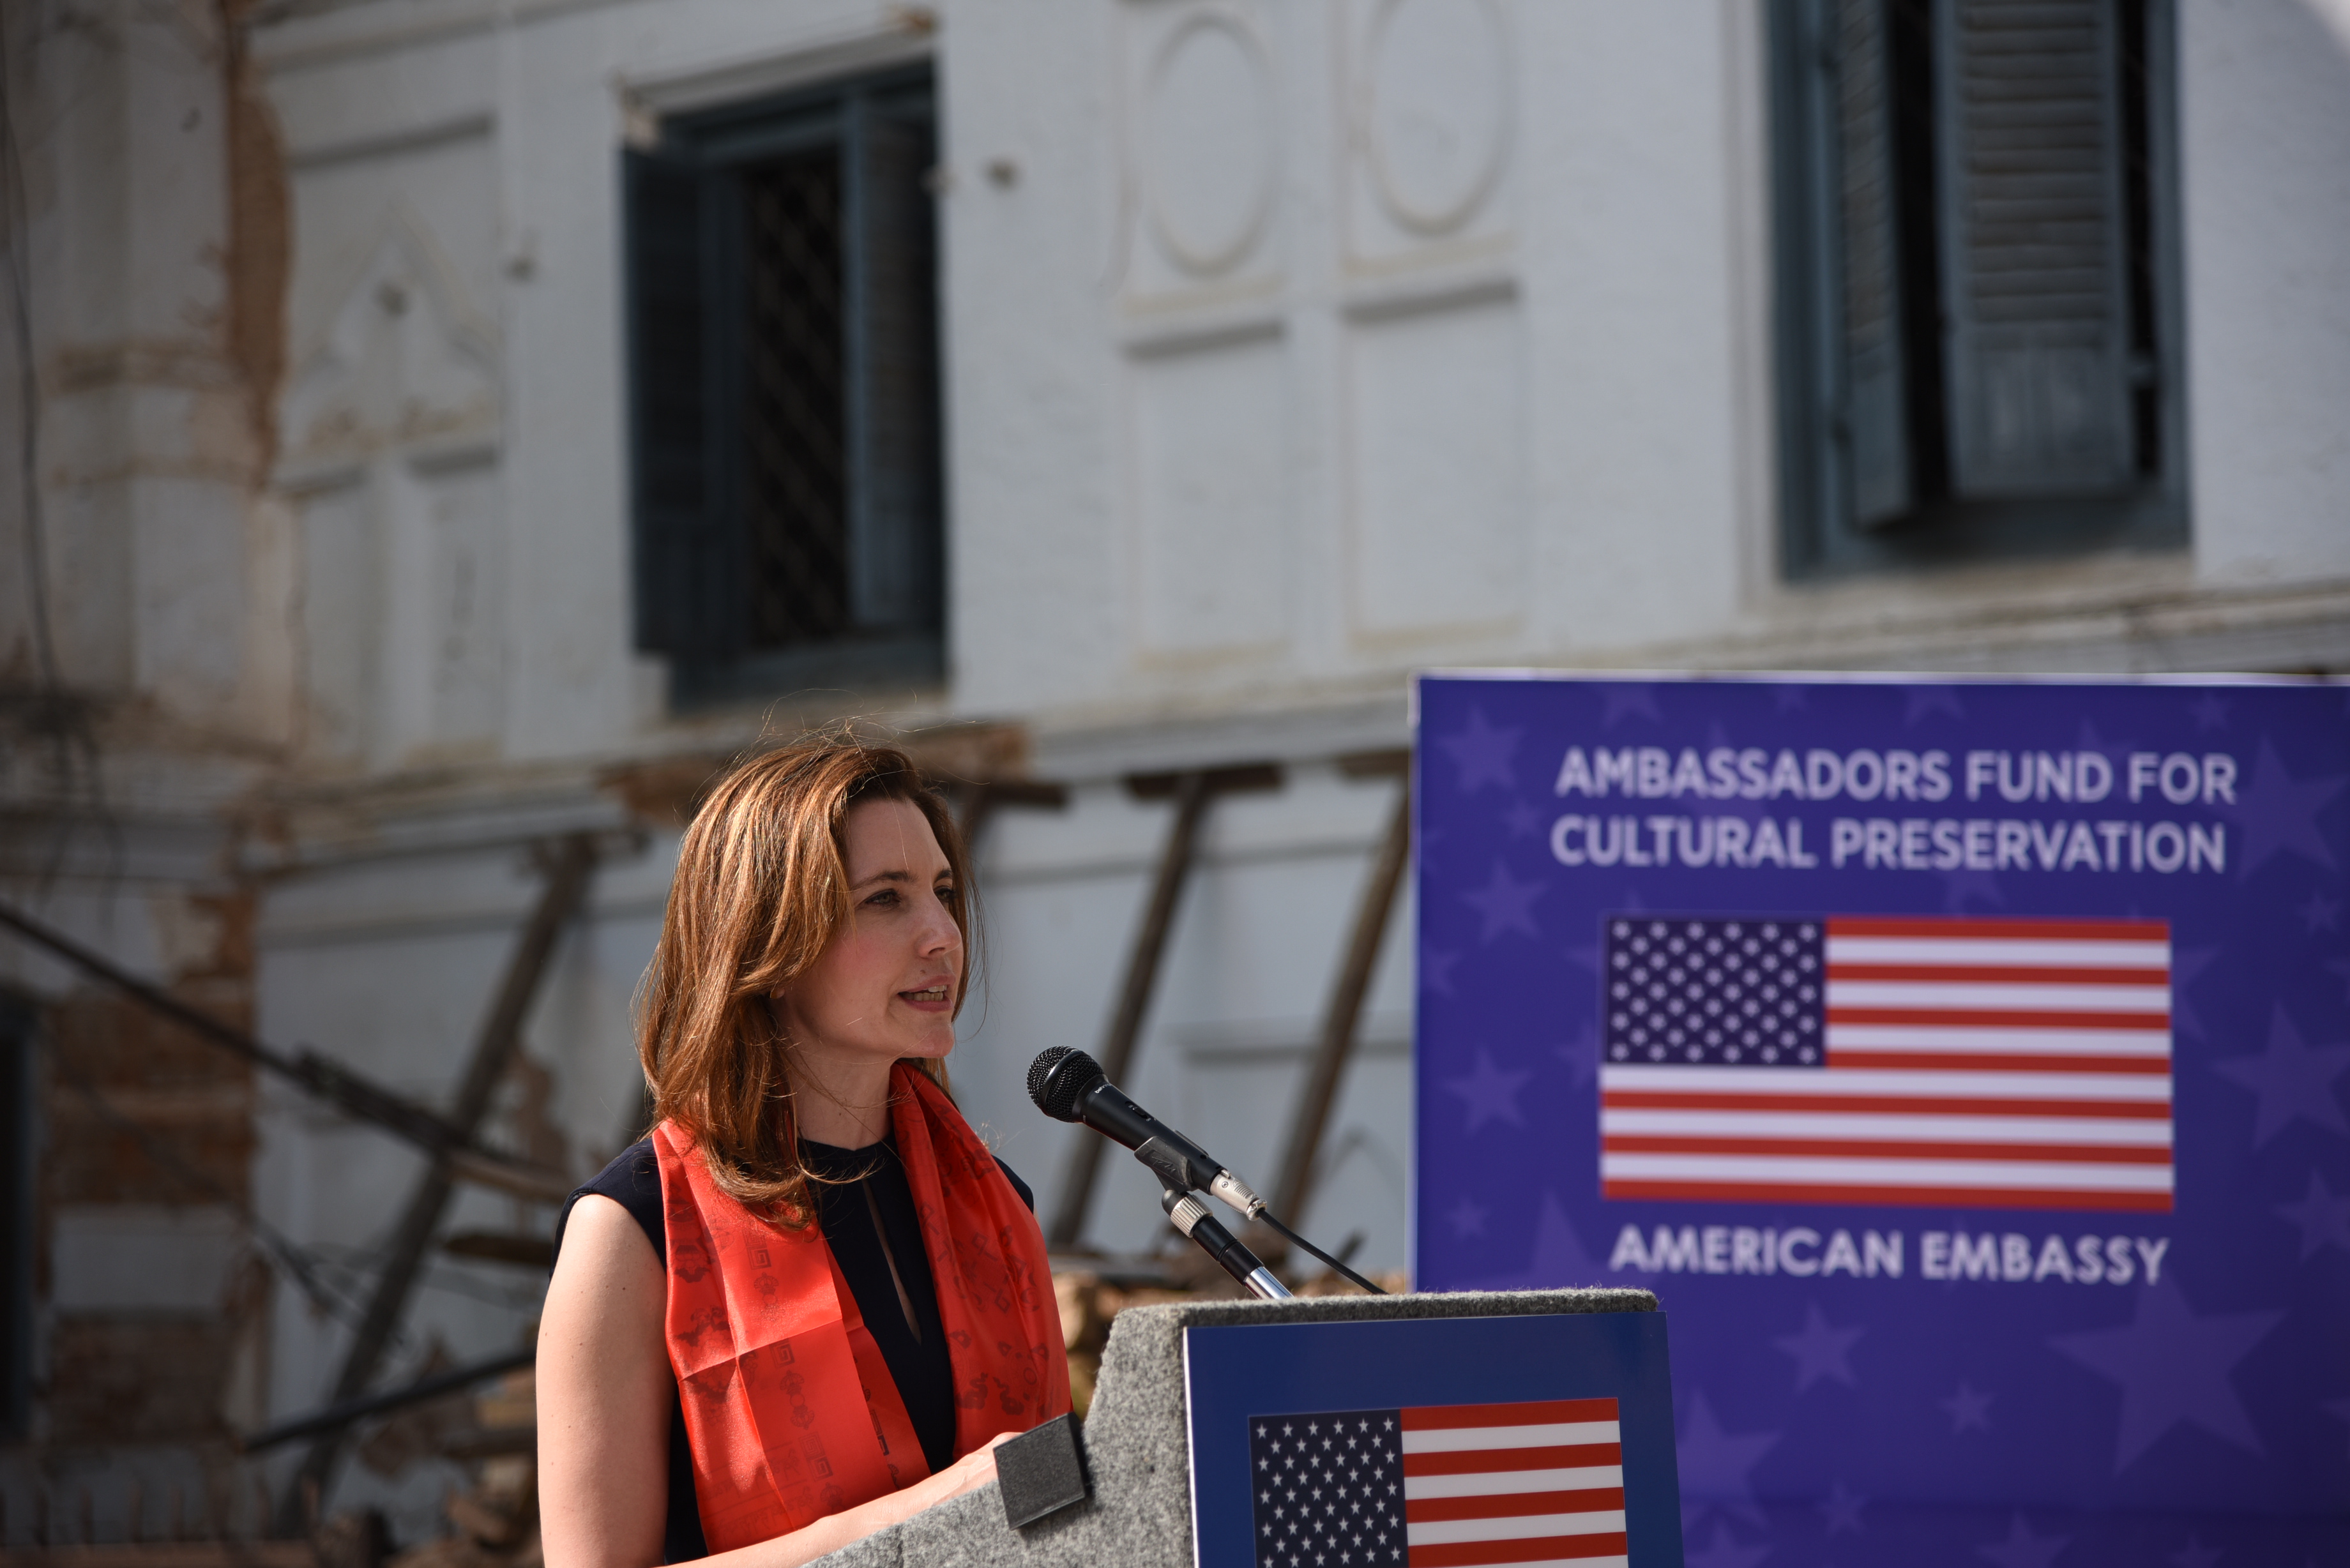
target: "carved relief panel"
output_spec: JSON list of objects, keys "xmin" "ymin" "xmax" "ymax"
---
[
  {"xmin": 1334, "ymin": 0, "xmax": 1526, "ymax": 646},
  {"xmin": 1104, "ymin": 1, "xmax": 1531, "ymax": 672},
  {"xmin": 1118, "ymin": 0, "xmax": 1285, "ymax": 308},
  {"xmin": 1128, "ymin": 331, "xmax": 1293, "ymax": 660},
  {"xmin": 1344, "ymin": 294, "xmax": 1527, "ymax": 641},
  {"xmin": 1341, "ymin": 0, "xmax": 1517, "ymax": 271},
  {"xmin": 1114, "ymin": 1, "xmax": 1298, "ymax": 664},
  {"xmin": 277, "ymin": 139, "xmax": 509, "ymax": 769}
]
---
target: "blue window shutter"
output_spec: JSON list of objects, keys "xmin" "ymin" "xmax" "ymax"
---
[
  {"xmin": 1936, "ymin": 0, "xmax": 2135, "ymax": 495},
  {"xmin": 844, "ymin": 97, "xmax": 943, "ymax": 635},
  {"xmin": 1834, "ymin": 0, "xmax": 1916, "ymax": 527},
  {"xmin": 624, "ymin": 146, "xmax": 736, "ymax": 660}
]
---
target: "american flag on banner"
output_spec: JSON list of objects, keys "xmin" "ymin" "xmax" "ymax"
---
[
  {"xmin": 1246, "ymin": 1398, "xmax": 1628, "ymax": 1568},
  {"xmin": 1596, "ymin": 914, "xmax": 2173, "ymax": 1210}
]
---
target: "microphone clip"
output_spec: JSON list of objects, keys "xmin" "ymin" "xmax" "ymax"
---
[{"xmin": 1129, "ymin": 1136, "xmax": 1265, "ymax": 1220}]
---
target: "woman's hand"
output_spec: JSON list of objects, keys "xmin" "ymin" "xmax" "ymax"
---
[
  {"xmin": 927, "ymin": 1431, "xmax": 1015, "ymax": 1504},
  {"xmin": 719, "ymin": 1431, "xmax": 1016, "ymax": 1568}
]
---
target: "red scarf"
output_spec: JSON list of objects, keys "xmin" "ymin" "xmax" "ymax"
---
[{"xmin": 653, "ymin": 1064, "xmax": 1069, "ymax": 1551}]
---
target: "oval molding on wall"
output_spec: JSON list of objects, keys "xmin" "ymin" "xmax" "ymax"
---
[
  {"xmin": 1143, "ymin": 10, "xmax": 1277, "ymax": 277},
  {"xmin": 1363, "ymin": 0, "xmax": 1510, "ymax": 237}
]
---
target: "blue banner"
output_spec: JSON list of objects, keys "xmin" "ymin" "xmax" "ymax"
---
[
  {"xmin": 1185, "ymin": 1312, "xmax": 1683, "ymax": 1568},
  {"xmin": 1411, "ymin": 672, "xmax": 2350, "ymax": 1564}
]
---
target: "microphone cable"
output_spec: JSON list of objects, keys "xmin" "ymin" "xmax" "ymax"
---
[{"xmin": 1254, "ymin": 1209, "xmax": 1386, "ymax": 1295}]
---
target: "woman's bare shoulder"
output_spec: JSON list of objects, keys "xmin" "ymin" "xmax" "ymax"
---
[{"xmin": 554, "ymin": 1193, "xmax": 662, "ymax": 1290}]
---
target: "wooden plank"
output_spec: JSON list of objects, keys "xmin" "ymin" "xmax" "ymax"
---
[
  {"xmin": 1043, "ymin": 760, "xmax": 1289, "ymax": 1246},
  {"xmin": 1044, "ymin": 772, "xmax": 1217, "ymax": 1249},
  {"xmin": 243, "ymin": 1347, "xmax": 537, "ymax": 1454},
  {"xmin": 951, "ymin": 776, "xmax": 1071, "ymax": 853},
  {"xmin": 277, "ymin": 836, "xmax": 597, "ymax": 1530},
  {"xmin": 1270, "ymin": 776, "xmax": 1412, "ymax": 1227},
  {"xmin": 0, "ymin": 903, "xmax": 568, "ymax": 1196},
  {"xmin": 1123, "ymin": 763, "xmax": 1281, "ymax": 801}
]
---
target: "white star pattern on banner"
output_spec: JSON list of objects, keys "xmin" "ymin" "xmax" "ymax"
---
[
  {"xmin": 1248, "ymin": 1412, "xmax": 1406, "ymax": 1568},
  {"xmin": 1605, "ymin": 917, "xmax": 1823, "ymax": 1066}
]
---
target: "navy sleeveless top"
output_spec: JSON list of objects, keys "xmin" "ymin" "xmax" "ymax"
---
[{"xmin": 555, "ymin": 1137, "xmax": 1034, "ymax": 1563}]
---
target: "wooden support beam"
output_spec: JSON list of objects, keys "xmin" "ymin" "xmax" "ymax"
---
[
  {"xmin": 277, "ymin": 834, "xmax": 597, "ymax": 1533},
  {"xmin": 1043, "ymin": 763, "xmax": 1282, "ymax": 1248},
  {"xmin": 0, "ymin": 899, "xmax": 572, "ymax": 1198},
  {"xmin": 1270, "ymin": 769, "xmax": 1411, "ymax": 1227},
  {"xmin": 241, "ymin": 1346, "xmax": 536, "ymax": 1453},
  {"xmin": 1044, "ymin": 772, "xmax": 1209, "ymax": 1249},
  {"xmin": 951, "ymin": 776, "xmax": 1071, "ymax": 853},
  {"xmin": 1123, "ymin": 762, "xmax": 1282, "ymax": 801}
]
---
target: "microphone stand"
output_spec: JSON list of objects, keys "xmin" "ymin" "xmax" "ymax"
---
[
  {"xmin": 1161, "ymin": 1186, "xmax": 1293, "ymax": 1300},
  {"xmin": 1029, "ymin": 1046, "xmax": 1385, "ymax": 1296}
]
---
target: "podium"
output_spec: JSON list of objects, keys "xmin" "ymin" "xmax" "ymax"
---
[{"xmin": 817, "ymin": 1286, "xmax": 1675, "ymax": 1568}]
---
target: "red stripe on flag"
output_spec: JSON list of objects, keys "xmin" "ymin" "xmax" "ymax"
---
[
  {"xmin": 1824, "ymin": 1050, "xmax": 2172, "ymax": 1074},
  {"xmin": 1405, "ymin": 1489, "xmax": 1626, "ymax": 1524},
  {"xmin": 1826, "ymin": 1007, "xmax": 2169, "ymax": 1031},
  {"xmin": 1602, "ymin": 1134, "xmax": 2172, "ymax": 1165},
  {"xmin": 1600, "ymin": 1179, "xmax": 2174, "ymax": 1211},
  {"xmin": 1602, "ymin": 1090, "xmax": 2170, "ymax": 1119},
  {"xmin": 1598, "ymin": 914, "xmax": 2175, "ymax": 1214},
  {"xmin": 1402, "ymin": 1398, "xmax": 1618, "ymax": 1431},
  {"xmin": 1826, "ymin": 917, "xmax": 2168, "ymax": 940},
  {"xmin": 1404, "ymin": 1445, "xmax": 1621, "ymax": 1478},
  {"xmin": 1409, "ymin": 1534, "xmax": 1631, "ymax": 1567},
  {"xmin": 1825, "ymin": 963, "xmax": 2170, "ymax": 985}
]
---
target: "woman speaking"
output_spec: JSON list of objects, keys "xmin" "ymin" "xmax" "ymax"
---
[{"xmin": 538, "ymin": 740, "xmax": 1069, "ymax": 1567}]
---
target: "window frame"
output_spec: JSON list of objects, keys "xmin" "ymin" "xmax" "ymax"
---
[
  {"xmin": 622, "ymin": 64, "xmax": 947, "ymax": 708},
  {"xmin": 1768, "ymin": 0, "xmax": 2190, "ymax": 580}
]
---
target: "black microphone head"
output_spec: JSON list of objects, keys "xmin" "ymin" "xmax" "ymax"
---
[{"xmin": 1027, "ymin": 1047, "xmax": 1105, "ymax": 1122}]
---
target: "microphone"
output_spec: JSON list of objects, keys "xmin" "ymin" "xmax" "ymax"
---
[
  {"xmin": 1026, "ymin": 1047, "xmax": 1266, "ymax": 1219},
  {"xmin": 1162, "ymin": 1188, "xmax": 1291, "ymax": 1300}
]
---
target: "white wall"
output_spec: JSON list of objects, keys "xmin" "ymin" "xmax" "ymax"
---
[
  {"xmin": 13, "ymin": 0, "xmax": 2349, "ymax": 1539},
  {"xmin": 234, "ymin": 0, "xmax": 2350, "ymax": 776},
  {"xmin": 186, "ymin": 0, "xmax": 2350, "ymax": 1514},
  {"xmin": 229, "ymin": 0, "xmax": 2350, "ymax": 1302},
  {"xmin": 2181, "ymin": 0, "xmax": 2350, "ymax": 589},
  {"xmin": 944, "ymin": 1, "xmax": 1764, "ymax": 724}
]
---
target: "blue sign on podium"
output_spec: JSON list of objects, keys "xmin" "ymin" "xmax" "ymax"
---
[
  {"xmin": 1185, "ymin": 1311, "xmax": 1683, "ymax": 1568},
  {"xmin": 1412, "ymin": 672, "xmax": 2350, "ymax": 1564}
]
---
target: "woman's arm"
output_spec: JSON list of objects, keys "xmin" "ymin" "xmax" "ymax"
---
[
  {"xmin": 538, "ymin": 1195, "xmax": 676, "ymax": 1568},
  {"xmin": 537, "ymin": 1196, "xmax": 1007, "ymax": 1568}
]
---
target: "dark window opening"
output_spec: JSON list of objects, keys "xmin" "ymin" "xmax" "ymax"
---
[
  {"xmin": 1771, "ymin": 0, "xmax": 2185, "ymax": 577},
  {"xmin": 743, "ymin": 151, "xmax": 851, "ymax": 649},
  {"xmin": 625, "ymin": 67, "xmax": 944, "ymax": 705}
]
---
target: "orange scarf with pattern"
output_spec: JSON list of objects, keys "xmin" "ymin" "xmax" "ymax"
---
[{"xmin": 652, "ymin": 1063, "xmax": 1068, "ymax": 1551}]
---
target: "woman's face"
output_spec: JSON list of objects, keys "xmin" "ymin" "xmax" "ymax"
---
[{"xmin": 775, "ymin": 796, "xmax": 964, "ymax": 1069}]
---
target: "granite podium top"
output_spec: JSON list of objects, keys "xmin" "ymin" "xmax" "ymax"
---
[{"xmin": 817, "ymin": 1287, "xmax": 1659, "ymax": 1568}]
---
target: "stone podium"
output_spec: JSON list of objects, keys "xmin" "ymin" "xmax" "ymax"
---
[{"xmin": 816, "ymin": 1286, "xmax": 1662, "ymax": 1568}]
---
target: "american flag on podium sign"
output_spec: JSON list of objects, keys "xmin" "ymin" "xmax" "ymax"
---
[
  {"xmin": 1247, "ymin": 1397, "xmax": 1629, "ymax": 1568},
  {"xmin": 1596, "ymin": 912, "xmax": 2174, "ymax": 1210}
]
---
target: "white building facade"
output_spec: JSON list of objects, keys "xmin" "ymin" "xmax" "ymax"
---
[{"xmin": 3, "ymin": 0, "xmax": 2347, "ymax": 1540}]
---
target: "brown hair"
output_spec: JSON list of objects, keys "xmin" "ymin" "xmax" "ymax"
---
[{"xmin": 637, "ymin": 735, "xmax": 972, "ymax": 1221}]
